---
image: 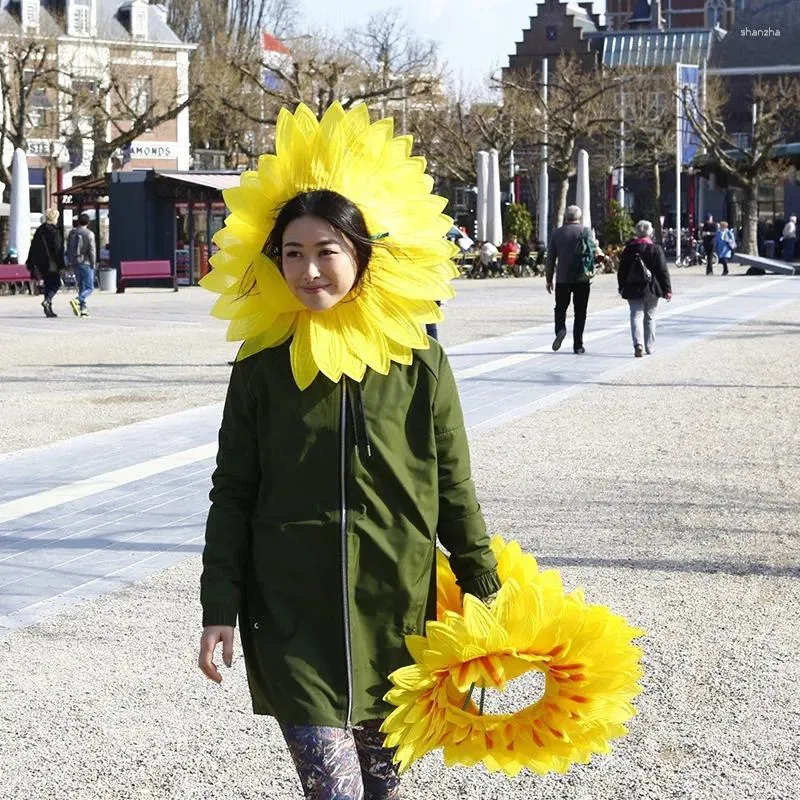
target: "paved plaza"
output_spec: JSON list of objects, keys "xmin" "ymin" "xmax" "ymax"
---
[{"xmin": 0, "ymin": 268, "xmax": 798, "ymax": 799}]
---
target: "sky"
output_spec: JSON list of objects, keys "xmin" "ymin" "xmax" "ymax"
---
[{"xmin": 298, "ymin": 0, "xmax": 607, "ymax": 93}]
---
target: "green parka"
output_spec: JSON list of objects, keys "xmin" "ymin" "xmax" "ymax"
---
[{"xmin": 200, "ymin": 337, "xmax": 500, "ymax": 728}]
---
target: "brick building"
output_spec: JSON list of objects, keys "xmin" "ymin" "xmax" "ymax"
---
[
  {"xmin": 0, "ymin": 0, "xmax": 194, "ymax": 243},
  {"xmin": 504, "ymin": 0, "xmax": 799, "ymax": 238}
]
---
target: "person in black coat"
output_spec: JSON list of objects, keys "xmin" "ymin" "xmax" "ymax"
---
[
  {"xmin": 701, "ymin": 214, "xmax": 718, "ymax": 274},
  {"xmin": 26, "ymin": 208, "xmax": 64, "ymax": 317},
  {"xmin": 618, "ymin": 219, "xmax": 672, "ymax": 357}
]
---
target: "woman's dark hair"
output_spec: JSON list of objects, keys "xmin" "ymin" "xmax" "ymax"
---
[{"xmin": 250, "ymin": 190, "xmax": 374, "ymax": 294}]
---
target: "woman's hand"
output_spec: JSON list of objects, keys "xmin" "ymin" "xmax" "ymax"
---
[
  {"xmin": 198, "ymin": 625, "xmax": 235, "ymax": 683},
  {"xmin": 665, "ymin": 292, "xmax": 673, "ymax": 302}
]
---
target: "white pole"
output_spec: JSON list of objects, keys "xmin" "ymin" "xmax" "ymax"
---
[
  {"xmin": 509, "ymin": 149, "xmax": 516, "ymax": 204},
  {"xmin": 617, "ymin": 88, "xmax": 625, "ymax": 207},
  {"xmin": 476, "ymin": 151, "xmax": 489, "ymax": 242},
  {"xmin": 488, "ymin": 148, "xmax": 503, "ymax": 244},
  {"xmin": 675, "ymin": 63, "xmax": 682, "ymax": 265},
  {"xmin": 538, "ymin": 57, "xmax": 549, "ymax": 245}
]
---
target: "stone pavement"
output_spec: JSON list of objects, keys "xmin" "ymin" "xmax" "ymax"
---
[{"xmin": 0, "ymin": 268, "xmax": 798, "ymax": 799}]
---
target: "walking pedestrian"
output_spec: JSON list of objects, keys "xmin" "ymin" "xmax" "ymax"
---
[
  {"xmin": 26, "ymin": 208, "xmax": 63, "ymax": 317},
  {"xmin": 701, "ymin": 214, "xmax": 718, "ymax": 274},
  {"xmin": 545, "ymin": 205, "xmax": 596, "ymax": 354},
  {"xmin": 714, "ymin": 221, "xmax": 736, "ymax": 276},
  {"xmin": 618, "ymin": 220, "xmax": 672, "ymax": 357},
  {"xmin": 782, "ymin": 215, "xmax": 797, "ymax": 262},
  {"xmin": 197, "ymin": 104, "xmax": 500, "ymax": 800},
  {"xmin": 66, "ymin": 213, "xmax": 96, "ymax": 318}
]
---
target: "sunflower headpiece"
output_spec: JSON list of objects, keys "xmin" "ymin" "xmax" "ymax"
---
[
  {"xmin": 201, "ymin": 102, "xmax": 459, "ymax": 389},
  {"xmin": 382, "ymin": 536, "xmax": 645, "ymax": 776}
]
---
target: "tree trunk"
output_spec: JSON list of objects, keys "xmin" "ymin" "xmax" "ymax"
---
[
  {"xmin": 90, "ymin": 146, "xmax": 110, "ymax": 180},
  {"xmin": 742, "ymin": 181, "xmax": 758, "ymax": 256},
  {"xmin": 555, "ymin": 175, "xmax": 570, "ymax": 229}
]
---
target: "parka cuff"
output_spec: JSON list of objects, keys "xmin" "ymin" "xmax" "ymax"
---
[
  {"xmin": 458, "ymin": 569, "xmax": 502, "ymax": 599},
  {"xmin": 202, "ymin": 603, "xmax": 239, "ymax": 628}
]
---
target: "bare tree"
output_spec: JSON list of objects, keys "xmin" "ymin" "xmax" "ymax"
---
[
  {"xmin": 683, "ymin": 75, "xmax": 800, "ymax": 254},
  {"xmin": 59, "ymin": 56, "xmax": 204, "ymax": 179},
  {"xmin": 220, "ymin": 7, "xmax": 442, "ymax": 158},
  {"xmin": 502, "ymin": 54, "xmax": 622, "ymax": 228},
  {"xmin": 163, "ymin": 0, "xmax": 296, "ymax": 46},
  {"xmin": 0, "ymin": 37, "xmax": 60, "ymax": 193},
  {"xmin": 161, "ymin": 0, "xmax": 300, "ymax": 165},
  {"xmin": 611, "ymin": 68, "xmax": 676, "ymax": 241},
  {"xmin": 408, "ymin": 93, "xmax": 520, "ymax": 184}
]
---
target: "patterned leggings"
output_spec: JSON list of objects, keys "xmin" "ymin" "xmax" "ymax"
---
[{"xmin": 280, "ymin": 719, "xmax": 402, "ymax": 800}]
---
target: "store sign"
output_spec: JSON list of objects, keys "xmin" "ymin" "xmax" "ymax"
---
[
  {"xmin": 28, "ymin": 139, "xmax": 55, "ymax": 157},
  {"xmin": 130, "ymin": 141, "xmax": 177, "ymax": 160}
]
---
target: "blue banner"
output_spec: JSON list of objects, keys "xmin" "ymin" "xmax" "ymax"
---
[{"xmin": 677, "ymin": 64, "xmax": 700, "ymax": 167}]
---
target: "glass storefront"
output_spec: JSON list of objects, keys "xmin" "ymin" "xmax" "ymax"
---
[{"xmin": 174, "ymin": 200, "xmax": 226, "ymax": 285}]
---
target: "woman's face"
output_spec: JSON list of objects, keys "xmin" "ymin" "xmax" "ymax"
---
[{"xmin": 280, "ymin": 215, "xmax": 359, "ymax": 312}]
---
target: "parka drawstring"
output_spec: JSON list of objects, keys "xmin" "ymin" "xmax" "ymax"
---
[{"xmin": 345, "ymin": 378, "xmax": 372, "ymax": 458}]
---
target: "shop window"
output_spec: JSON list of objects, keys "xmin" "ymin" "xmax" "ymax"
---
[{"xmin": 29, "ymin": 186, "xmax": 45, "ymax": 215}]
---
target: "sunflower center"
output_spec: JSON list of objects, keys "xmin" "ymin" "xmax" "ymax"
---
[{"xmin": 473, "ymin": 667, "xmax": 547, "ymax": 716}]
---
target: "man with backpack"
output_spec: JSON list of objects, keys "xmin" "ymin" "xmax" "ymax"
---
[
  {"xmin": 66, "ymin": 213, "xmax": 97, "ymax": 318},
  {"xmin": 545, "ymin": 205, "xmax": 596, "ymax": 354},
  {"xmin": 618, "ymin": 219, "xmax": 672, "ymax": 357}
]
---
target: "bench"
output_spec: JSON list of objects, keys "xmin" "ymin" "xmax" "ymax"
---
[
  {"xmin": 117, "ymin": 260, "xmax": 177, "ymax": 293},
  {"xmin": 0, "ymin": 263, "xmax": 36, "ymax": 294},
  {"xmin": 735, "ymin": 253, "xmax": 798, "ymax": 276}
]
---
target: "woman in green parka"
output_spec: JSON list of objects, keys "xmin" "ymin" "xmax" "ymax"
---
[{"xmin": 198, "ymin": 104, "xmax": 500, "ymax": 800}]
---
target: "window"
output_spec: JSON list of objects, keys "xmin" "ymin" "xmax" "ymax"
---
[
  {"xmin": 24, "ymin": 1, "xmax": 37, "ymax": 26},
  {"xmin": 70, "ymin": 0, "xmax": 92, "ymax": 36},
  {"xmin": 129, "ymin": 76, "xmax": 152, "ymax": 117},
  {"xmin": 454, "ymin": 187, "xmax": 470, "ymax": 211},
  {"xmin": 706, "ymin": 0, "xmax": 728, "ymax": 28},
  {"xmin": 132, "ymin": 8, "xmax": 147, "ymax": 38},
  {"xmin": 731, "ymin": 132, "xmax": 750, "ymax": 150},
  {"xmin": 71, "ymin": 77, "xmax": 99, "ymax": 128}
]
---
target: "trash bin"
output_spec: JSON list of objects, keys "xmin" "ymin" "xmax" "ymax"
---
[
  {"xmin": 98, "ymin": 267, "xmax": 117, "ymax": 292},
  {"xmin": 764, "ymin": 240, "xmax": 775, "ymax": 259}
]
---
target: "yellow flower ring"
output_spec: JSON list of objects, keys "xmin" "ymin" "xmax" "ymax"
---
[
  {"xmin": 381, "ymin": 536, "xmax": 645, "ymax": 777},
  {"xmin": 201, "ymin": 102, "xmax": 459, "ymax": 390}
]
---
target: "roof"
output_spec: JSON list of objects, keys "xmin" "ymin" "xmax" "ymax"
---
[
  {"xmin": 0, "ymin": 1, "xmax": 190, "ymax": 47},
  {"xmin": 711, "ymin": 0, "xmax": 800, "ymax": 70},
  {"xmin": 602, "ymin": 29, "xmax": 717, "ymax": 69},
  {"xmin": 156, "ymin": 172, "xmax": 242, "ymax": 192}
]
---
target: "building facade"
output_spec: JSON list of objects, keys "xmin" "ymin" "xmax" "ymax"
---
[
  {"xmin": 0, "ymin": 0, "xmax": 194, "ymax": 242},
  {"xmin": 504, "ymin": 0, "xmax": 799, "ymax": 240}
]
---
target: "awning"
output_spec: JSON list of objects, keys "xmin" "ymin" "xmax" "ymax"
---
[
  {"xmin": 156, "ymin": 172, "xmax": 242, "ymax": 192},
  {"xmin": 603, "ymin": 30, "xmax": 716, "ymax": 69}
]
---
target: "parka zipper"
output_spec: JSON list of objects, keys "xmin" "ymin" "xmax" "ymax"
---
[{"xmin": 339, "ymin": 380, "xmax": 354, "ymax": 728}]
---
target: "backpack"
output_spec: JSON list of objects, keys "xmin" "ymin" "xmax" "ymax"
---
[
  {"xmin": 67, "ymin": 228, "xmax": 86, "ymax": 266},
  {"xmin": 568, "ymin": 228, "xmax": 596, "ymax": 282},
  {"xmin": 625, "ymin": 251, "xmax": 653, "ymax": 288}
]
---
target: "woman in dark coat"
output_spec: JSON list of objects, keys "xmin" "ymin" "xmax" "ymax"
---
[
  {"xmin": 618, "ymin": 219, "xmax": 672, "ymax": 357},
  {"xmin": 26, "ymin": 208, "xmax": 63, "ymax": 317},
  {"xmin": 197, "ymin": 103, "xmax": 499, "ymax": 800}
]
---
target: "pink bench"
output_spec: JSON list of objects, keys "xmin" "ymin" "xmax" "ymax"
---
[
  {"xmin": 117, "ymin": 260, "xmax": 177, "ymax": 293},
  {"xmin": 0, "ymin": 263, "xmax": 36, "ymax": 294}
]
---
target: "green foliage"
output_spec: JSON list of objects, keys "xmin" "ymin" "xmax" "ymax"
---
[
  {"xmin": 602, "ymin": 200, "xmax": 635, "ymax": 246},
  {"xmin": 505, "ymin": 203, "xmax": 534, "ymax": 242}
]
